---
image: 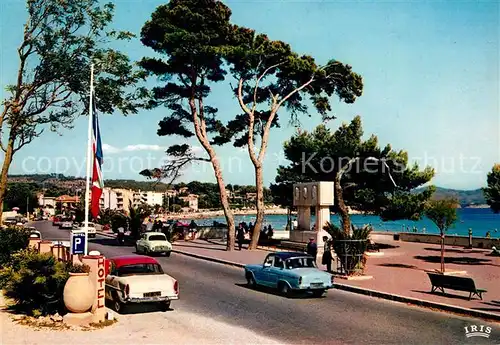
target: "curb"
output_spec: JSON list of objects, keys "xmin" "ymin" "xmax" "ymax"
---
[{"xmin": 171, "ymin": 248, "xmax": 500, "ymax": 322}]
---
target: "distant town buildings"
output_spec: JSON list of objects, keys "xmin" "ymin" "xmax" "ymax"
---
[
  {"xmin": 36, "ymin": 184, "xmax": 266, "ymax": 215},
  {"xmin": 179, "ymin": 194, "xmax": 199, "ymax": 212},
  {"xmin": 132, "ymin": 190, "xmax": 164, "ymax": 208},
  {"xmin": 99, "ymin": 188, "xmax": 134, "ymax": 212}
]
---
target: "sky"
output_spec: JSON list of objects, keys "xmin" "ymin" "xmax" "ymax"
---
[{"xmin": 0, "ymin": 0, "xmax": 499, "ymax": 190}]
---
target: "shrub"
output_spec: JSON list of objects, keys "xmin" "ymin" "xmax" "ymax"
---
[
  {"xmin": 323, "ymin": 221, "xmax": 372, "ymax": 275},
  {"xmin": 0, "ymin": 226, "xmax": 30, "ymax": 266},
  {"xmin": 0, "ymin": 248, "xmax": 90, "ymax": 316}
]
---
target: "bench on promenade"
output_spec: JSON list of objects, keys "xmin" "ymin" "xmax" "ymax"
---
[{"xmin": 427, "ymin": 272, "xmax": 487, "ymax": 300}]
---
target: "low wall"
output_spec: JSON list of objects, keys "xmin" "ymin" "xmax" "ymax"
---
[
  {"xmin": 398, "ymin": 232, "xmax": 500, "ymax": 249},
  {"xmin": 194, "ymin": 227, "xmax": 290, "ymax": 240},
  {"xmin": 289, "ymin": 230, "xmax": 317, "ymax": 243},
  {"xmin": 195, "ymin": 226, "xmax": 227, "ymax": 240}
]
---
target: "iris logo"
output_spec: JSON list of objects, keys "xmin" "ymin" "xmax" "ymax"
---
[{"xmin": 464, "ymin": 325, "xmax": 492, "ymax": 338}]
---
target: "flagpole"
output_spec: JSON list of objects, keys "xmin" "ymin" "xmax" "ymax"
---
[{"xmin": 83, "ymin": 64, "xmax": 94, "ymax": 255}]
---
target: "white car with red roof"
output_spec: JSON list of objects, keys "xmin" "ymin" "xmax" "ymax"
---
[{"xmin": 105, "ymin": 255, "xmax": 179, "ymax": 313}]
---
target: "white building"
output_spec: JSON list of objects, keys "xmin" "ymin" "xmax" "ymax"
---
[
  {"xmin": 179, "ymin": 194, "xmax": 199, "ymax": 211},
  {"xmin": 133, "ymin": 190, "xmax": 164, "ymax": 208},
  {"xmin": 99, "ymin": 188, "xmax": 134, "ymax": 212},
  {"xmin": 37, "ymin": 194, "xmax": 56, "ymax": 216}
]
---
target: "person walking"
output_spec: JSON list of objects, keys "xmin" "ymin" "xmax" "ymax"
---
[
  {"xmin": 237, "ymin": 224, "xmax": 245, "ymax": 250},
  {"xmin": 306, "ymin": 237, "xmax": 317, "ymax": 260},
  {"xmin": 321, "ymin": 236, "xmax": 333, "ymax": 272}
]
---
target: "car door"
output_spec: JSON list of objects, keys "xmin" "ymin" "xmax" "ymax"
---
[
  {"xmin": 255, "ymin": 254, "xmax": 274, "ymax": 286},
  {"xmin": 268, "ymin": 256, "xmax": 284, "ymax": 287}
]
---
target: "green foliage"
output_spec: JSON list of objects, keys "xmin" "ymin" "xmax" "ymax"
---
[
  {"xmin": 3, "ymin": 183, "xmax": 39, "ymax": 213},
  {"xmin": 323, "ymin": 222, "xmax": 372, "ymax": 275},
  {"xmin": 128, "ymin": 201, "xmax": 152, "ymax": 240},
  {"xmin": 425, "ymin": 198, "xmax": 459, "ymax": 234},
  {"xmin": 0, "ymin": 249, "xmax": 69, "ymax": 316},
  {"xmin": 139, "ymin": 0, "xmax": 235, "ymax": 183},
  {"xmin": 216, "ymin": 28, "xmax": 363, "ymax": 146},
  {"xmin": 1, "ymin": 0, "xmax": 144, "ymax": 154},
  {"xmin": 0, "ymin": 227, "xmax": 30, "ymax": 266},
  {"xmin": 271, "ymin": 118, "xmax": 435, "ymax": 221},
  {"xmin": 483, "ymin": 164, "xmax": 500, "ymax": 213},
  {"xmin": 64, "ymin": 262, "xmax": 90, "ymax": 274}
]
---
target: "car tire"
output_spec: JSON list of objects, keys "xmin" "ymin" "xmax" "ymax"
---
[
  {"xmin": 135, "ymin": 245, "xmax": 140, "ymax": 253},
  {"xmin": 279, "ymin": 282, "xmax": 290, "ymax": 297},
  {"xmin": 161, "ymin": 300, "xmax": 171, "ymax": 311},
  {"xmin": 165, "ymin": 251, "xmax": 171, "ymax": 257},
  {"xmin": 247, "ymin": 273, "xmax": 257, "ymax": 289},
  {"xmin": 113, "ymin": 293, "xmax": 126, "ymax": 313},
  {"xmin": 312, "ymin": 289, "xmax": 325, "ymax": 298}
]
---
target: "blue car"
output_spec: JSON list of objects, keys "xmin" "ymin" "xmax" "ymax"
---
[{"xmin": 244, "ymin": 252, "xmax": 334, "ymax": 297}]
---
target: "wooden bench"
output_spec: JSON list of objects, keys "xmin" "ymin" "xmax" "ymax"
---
[{"xmin": 427, "ymin": 272, "xmax": 487, "ymax": 300}]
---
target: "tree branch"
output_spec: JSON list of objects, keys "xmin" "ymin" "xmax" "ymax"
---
[{"xmin": 276, "ymin": 77, "xmax": 315, "ymax": 111}]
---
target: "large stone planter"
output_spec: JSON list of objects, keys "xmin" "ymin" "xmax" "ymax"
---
[{"xmin": 63, "ymin": 273, "xmax": 94, "ymax": 313}]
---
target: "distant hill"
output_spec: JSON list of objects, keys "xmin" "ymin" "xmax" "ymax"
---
[
  {"xmin": 416, "ymin": 187, "xmax": 486, "ymax": 207},
  {"xmin": 7, "ymin": 174, "xmax": 488, "ymax": 207}
]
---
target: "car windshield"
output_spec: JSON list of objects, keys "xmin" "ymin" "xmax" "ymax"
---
[
  {"xmin": 285, "ymin": 257, "xmax": 317, "ymax": 269},
  {"xmin": 116, "ymin": 263, "xmax": 164, "ymax": 276},
  {"xmin": 148, "ymin": 235, "xmax": 166, "ymax": 241}
]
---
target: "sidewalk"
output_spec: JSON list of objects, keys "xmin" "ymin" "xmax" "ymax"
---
[{"xmin": 171, "ymin": 238, "xmax": 500, "ymax": 319}]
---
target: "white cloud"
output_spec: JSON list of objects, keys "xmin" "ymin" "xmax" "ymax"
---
[
  {"xmin": 191, "ymin": 146, "xmax": 203, "ymax": 154},
  {"xmin": 102, "ymin": 143, "xmax": 121, "ymax": 154},
  {"xmin": 102, "ymin": 143, "xmax": 166, "ymax": 154},
  {"xmin": 123, "ymin": 144, "xmax": 165, "ymax": 152}
]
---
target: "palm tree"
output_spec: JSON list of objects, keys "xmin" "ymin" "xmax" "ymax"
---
[{"xmin": 128, "ymin": 201, "xmax": 152, "ymax": 240}]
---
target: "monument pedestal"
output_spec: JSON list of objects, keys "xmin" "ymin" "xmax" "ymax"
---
[{"xmin": 291, "ymin": 182, "xmax": 335, "ymax": 259}]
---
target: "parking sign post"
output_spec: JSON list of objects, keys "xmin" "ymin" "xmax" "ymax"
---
[{"xmin": 70, "ymin": 230, "xmax": 87, "ymax": 255}]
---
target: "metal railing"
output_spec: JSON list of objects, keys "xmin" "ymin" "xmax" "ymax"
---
[{"xmin": 334, "ymin": 239, "xmax": 368, "ymax": 275}]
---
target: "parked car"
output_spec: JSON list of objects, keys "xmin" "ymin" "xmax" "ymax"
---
[
  {"xmin": 74, "ymin": 222, "xmax": 97, "ymax": 238},
  {"xmin": 29, "ymin": 230, "xmax": 42, "ymax": 239},
  {"xmin": 52, "ymin": 216, "xmax": 63, "ymax": 226},
  {"xmin": 135, "ymin": 232, "xmax": 172, "ymax": 256},
  {"xmin": 59, "ymin": 220, "xmax": 73, "ymax": 229},
  {"xmin": 244, "ymin": 252, "xmax": 334, "ymax": 297},
  {"xmin": 105, "ymin": 255, "xmax": 179, "ymax": 312}
]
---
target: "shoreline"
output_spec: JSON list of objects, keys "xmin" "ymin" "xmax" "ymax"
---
[{"xmin": 161, "ymin": 208, "xmax": 364, "ymax": 220}]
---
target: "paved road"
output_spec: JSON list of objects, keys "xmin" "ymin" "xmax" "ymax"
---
[{"xmin": 35, "ymin": 221, "xmax": 500, "ymax": 345}]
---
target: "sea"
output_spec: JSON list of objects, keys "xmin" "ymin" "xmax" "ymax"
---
[{"xmin": 192, "ymin": 208, "xmax": 500, "ymax": 238}]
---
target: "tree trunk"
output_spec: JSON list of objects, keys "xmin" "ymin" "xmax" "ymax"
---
[
  {"xmin": 440, "ymin": 231, "xmax": 445, "ymax": 273},
  {"xmin": 189, "ymin": 97, "xmax": 235, "ymax": 251},
  {"xmin": 0, "ymin": 138, "xmax": 15, "ymax": 223},
  {"xmin": 334, "ymin": 178, "xmax": 351, "ymax": 235},
  {"xmin": 249, "ymin": 165, "xmax": 265, "ymax": 250},
  {"xmin": 211, "ymin": 158, "xmax": 235, "ymax": 251}
]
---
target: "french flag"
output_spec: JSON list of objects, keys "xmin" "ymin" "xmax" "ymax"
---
[{"xmin": 90, "ymin": 96, "xmax": 103, "ymax": 219}]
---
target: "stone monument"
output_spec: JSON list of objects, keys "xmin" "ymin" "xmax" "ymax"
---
[{"xmin": 291, "ymin": 181, "xmax": 334, "ymax": 258}]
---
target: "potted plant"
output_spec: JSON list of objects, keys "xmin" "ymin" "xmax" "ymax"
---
[{"xmin": 324, "ymin": 221, "xmax": 372, "ymax": 275}]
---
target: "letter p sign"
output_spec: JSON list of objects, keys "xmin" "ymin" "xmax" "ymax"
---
[{"xmin": 71, "ymin": 231, "xmax": 86, "ymax": 255}]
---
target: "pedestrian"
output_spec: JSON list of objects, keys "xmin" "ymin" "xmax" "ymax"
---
[
  {"xmin": 306, "ymin": 237, "xmax": 317, "ymax": 260},
  {"xmin": 117, "ymin": 225, "xmax": 125, "ymax": 245},
  {"xmin": 189, "ymin": 220, "xmax": 197, "ymax": 240},
  {"xmin": 237, "ymin": 224, "xmax": 245, "ymax": 250},
  {"xmin": 321, "ymin": 236, "xmax": 332, "ymax": 272}
]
